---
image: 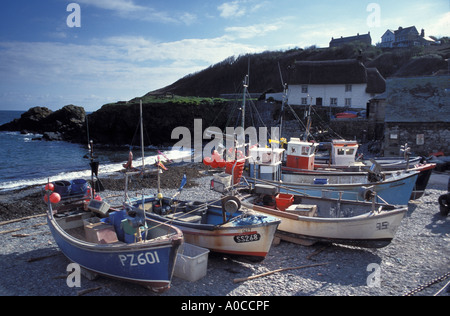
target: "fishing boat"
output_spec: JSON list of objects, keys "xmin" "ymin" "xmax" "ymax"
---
[
  {"xmin": 248, "ymin": 145, "xmax": 419, "ymax": 205},
  {"xmin": 129, "ymin": 194, "xmax": 280, "ymax": 261},
  {"xmin": 280, "ymin": 138, "xmax": 434, "ymax": 200},
  {"xmin": 237, "ymin": 184, "xmax": 407, "ymax": 248},
  {"xmin": 46, "ymin": 191, "xmax": 183, "ymax": 292}
]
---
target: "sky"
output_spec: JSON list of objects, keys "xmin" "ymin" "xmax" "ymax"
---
[{"xmin": 0, "ymin": 0, "xmax": 448, "ymax": 112}]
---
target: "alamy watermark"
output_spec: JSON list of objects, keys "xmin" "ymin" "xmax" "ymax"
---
[
  {"xmin": 66, "ymin": 263, "xmax": 81, "ymax": 288},
  {"xmin": 66, "ymin": 3, "xmax": 81, "ymax": 28},
  {"xmin": 366, "ymin": 3, "xmax": 381, "ymax": 28},
  {"xmin": 366, "ymin": 263, "xmax": 381, "ymax": 288},
  {"xmin": 171, "ymin": 119, "xmax": 282, "ymax": 163}
]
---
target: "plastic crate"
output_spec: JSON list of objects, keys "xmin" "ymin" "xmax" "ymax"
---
[
  {"xmin": 211, "ymin": 173, "xmax": 232, "ymax": 193},
  {"xmin": 174, "ymin": 243, "xmax": 210, "ymax": 282},
  {"xmin": 276, "ymin": 193, "xmax": 294, "ymax": 211}
]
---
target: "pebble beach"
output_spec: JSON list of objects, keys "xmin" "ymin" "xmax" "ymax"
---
[{"xmin": 0, "ymin": 164, "xmax": 449, "ymax": 297}]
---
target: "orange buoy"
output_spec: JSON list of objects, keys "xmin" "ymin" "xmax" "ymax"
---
[
  {"xmin": 45, "ymin": 183, "xmax": 54, "ymax": 191},
  {"xmin": 203, "ymin": 156, "xmax": 213, "ymax": 166},
  {"xmin": 49, "ymin": 192, "xmax": 61, "ymax": 204}
]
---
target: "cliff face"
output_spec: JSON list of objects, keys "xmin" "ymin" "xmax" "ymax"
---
[{"xmin": 85, "ymin": 99, "xmax": 230, "ymax": 146}]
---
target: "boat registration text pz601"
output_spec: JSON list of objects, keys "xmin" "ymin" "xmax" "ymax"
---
[{"xmin": 118, "ymin": 252, "xmax": 161, "ymax": 267}]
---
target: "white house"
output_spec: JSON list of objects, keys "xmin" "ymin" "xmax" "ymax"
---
[
  {"xmin": 380, "ymin": 26, "xmax": 436, "ymax": 48},
  {"xmin": 287, "ymin": 59, "xmax": 386, "ymax": 109},
  {"xmin": 380, "ymin": 30, "xmax": 395, "ymax": 48}
]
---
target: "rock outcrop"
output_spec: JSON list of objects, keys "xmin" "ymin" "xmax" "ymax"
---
[
  {"xmin": 0, "ymin": 101, "xmax": 229, "ymax": 146},
  {"xmin": 0, "ymin": 105, "xmax": 87, "ymax": 143}
]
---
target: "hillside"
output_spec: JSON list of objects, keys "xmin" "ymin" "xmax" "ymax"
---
[{"xmin": 148, "ymin": 42, "xmax": 450, "ymax": 97}]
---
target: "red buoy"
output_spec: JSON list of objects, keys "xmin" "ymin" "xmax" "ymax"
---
[
  {"xmin": 49, "ymin": 192, "xmax": 61, "ymax": 204},
  {"xmin": 45, "ymin": 183, "xmax": 55, "ymax": 191}
]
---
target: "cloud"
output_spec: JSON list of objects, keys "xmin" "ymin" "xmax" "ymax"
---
[
  {"xmin": 104, "ymin": 35, "xmax": 260, "ymax": 64},
  {"xmin": 75, "ymin": 0, "xmax": 196, "ymax": 25},
  {"xmin": 0, "ymin": 35, "xmax": 263, "ymax": 110},
  {"xmin": 76, "ymin": 0, "xmax": 146, "ymax": 13},
  {"xmin": 225, "ymin": 23, "xmax": 281, "ymax": 39},
  {"xmin": 218, "ymin": 1, "xmax": 246, "ymax": 18},
  {"xmin": 217, "ymin": 0, "xmax": 269, "ymax": 19}
]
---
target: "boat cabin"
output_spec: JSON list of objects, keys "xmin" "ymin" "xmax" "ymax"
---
[
  {"xmin": 249, "ymin": 147, "xmax": 285, "ymax": 181},
  {"xmin": 286, "ymin": 138, "xmax": 319, "ymax": 171},
  {"xmin": 330, "ymin": 140, "xmax": 358, "ymax": 166}
]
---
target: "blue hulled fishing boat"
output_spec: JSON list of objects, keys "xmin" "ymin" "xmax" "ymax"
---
[{"xmin": 46, "ymin": 194, "xmax": 183, "ymax": 292}]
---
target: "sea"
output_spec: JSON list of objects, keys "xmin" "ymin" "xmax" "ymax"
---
[{"xmin": 0, "ymin": 110, "xmax": 191, "ymax": 192}]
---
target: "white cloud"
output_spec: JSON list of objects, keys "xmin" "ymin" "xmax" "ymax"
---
[
  {"xmin": 0, "ymin": 35, "xmax": 263, "ymax": 110},
  {"xmin": 75, "ymin": 0, "xmax": 196, "ymax": 25},
  {"xmin": 217, "ymin": 0, "xmax": 269, "ymax": 19},
  {"xmin": 225, "ymin": 23, "xmax": 281, "ymax": 39},
  {"xmin": 104, "ymin": 35, "xmax": 260, "ymax": 64},
  {"xmin": 218, "ymin": 1, "xmax": 246, "ymax": 18},
  {"xmin": 76, "ymin": 0, "xmax": 146, "ymax": 13}
]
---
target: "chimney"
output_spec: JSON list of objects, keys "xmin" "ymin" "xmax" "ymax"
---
[{"xmin": 420, "ymin": 29, "xmax": 425, "ymax": 37}]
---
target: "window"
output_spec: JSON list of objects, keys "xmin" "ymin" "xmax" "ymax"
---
[
  {"xmin": 301, "ymin": 146, "xmax": 309, "ymax": 155},
  {"xmin": 345, "ymin": 84, "xmax": 352, "ymax": 92},
  {"xmin": 301, "ymin": 85, "xmax": 308, "ymax": 93},
  {"xmin": 337, "ymin": 148, "xmax": 355, "ymax": 156},
  {"xmin": 301, "ymin": 97, "xmax": 308, "ymax": 105},
  {"xmin": 345, "ymin": 98, "xmax": 352, "ymax": 106},
  {"xmin": 416, "ymin": 134, "xmax": 424, "ymax": 145},
  {"xmin": 330, "ymin": 98, "xmax": 337, "ymax": 106}
]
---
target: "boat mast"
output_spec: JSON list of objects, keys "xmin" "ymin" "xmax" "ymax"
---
[
  {"xmin": 140, "ymin": 99, "xmax": 145, "ymax": 173},
  {"xmin": 241, "ymin": 74, "xmax": 249, "ymax": 130},
  {"xmin": 304, "ymin": 96, "xmax": 313, "ymax": 141},
  {"xmin": 241, "ymin": 58, "xmax": 250, "ymax": 130},
  {"xmin": 278, "ymin": 62, "xmax": 287, "ymax": 139}
]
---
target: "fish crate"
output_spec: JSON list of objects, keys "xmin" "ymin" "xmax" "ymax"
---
[
  {"xmin": 174, "ymin": 243, "xmax": 210, "ymax": 282},
  {"xmin": 276, "ymin": 193, "xmax": 294, "ymax": 211},
  {"xmin": 211, "ymin": 172, "xmax": 232, "ymax": 193}
]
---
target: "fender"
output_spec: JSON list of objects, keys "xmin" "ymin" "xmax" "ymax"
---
[{"xmin": 122, "ymin": 151, "xmax": 133, "ymax": 169}]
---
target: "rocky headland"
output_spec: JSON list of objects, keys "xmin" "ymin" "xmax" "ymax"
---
[
  {"xmin": 0, "ymin": 98, "xmax": 229, "ymax": 146},
  {"xmin": 0, "ymin": 105, "xmax": 87, "ymax": 143}
]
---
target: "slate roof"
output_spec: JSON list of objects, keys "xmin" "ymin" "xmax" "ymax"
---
[{"xmin": 330, "ymin": 33, "xmax": 372, "ymax": 47}]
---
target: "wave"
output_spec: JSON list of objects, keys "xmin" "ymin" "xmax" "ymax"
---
[{"xmin": 0, "ymin": 148, "xmax": 192, "ymax": 192}]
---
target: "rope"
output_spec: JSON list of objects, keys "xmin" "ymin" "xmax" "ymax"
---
[{"xmin": 403, "ymin": 271, "xmax": 450, "ymax": 296}]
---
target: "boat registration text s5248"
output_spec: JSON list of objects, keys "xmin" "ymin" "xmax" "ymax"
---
[
  {"xmin": 118, "ymin": 252, "xmax": 160, "ymax": 267},
  {"xmin": 234, "ymin": 233, "xmax": 261, "ymax": 243}
]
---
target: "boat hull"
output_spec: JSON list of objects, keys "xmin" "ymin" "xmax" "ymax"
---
[
  {"xmin": 278, "ymin": 171, "xmax": 418, "ymax": 205},
  {"xmin": 284, "ymin": 160, "xmax": 435, "ymax": 201},
  {"xmin": 158, "ymin": 217, "xmax": 279, "ymax": 259},
  {"xmin": 240, "ymin": 196, "xmax": 407, "ymax": 249},
  {"xmin": 133, "ymin": 197, "xmax": 280, "ymax": 259},
  {"xmin": 47, "ymin": 207, "xmax": 182, "ymax": 293}
]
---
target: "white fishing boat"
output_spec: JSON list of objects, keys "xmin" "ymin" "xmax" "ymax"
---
[
  {"xmin": 247, "ymin": 145, "xmax": 419, "ymax": 205},
  {"xmin": 129, "ymin": 193, "xmax": 280, "ymax": 261},
  {"xmin": 237, "ymin": 184, "xmax": 407, "ymax": 248}
]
